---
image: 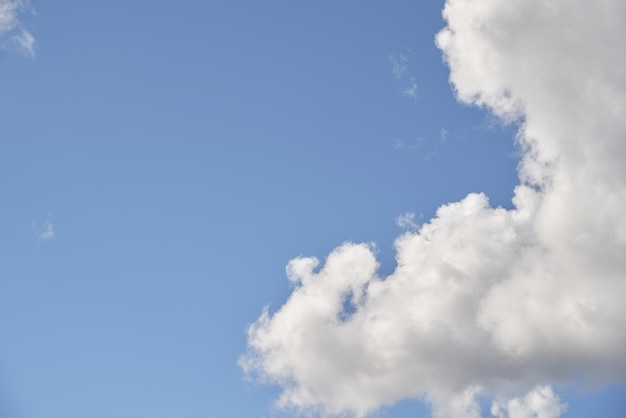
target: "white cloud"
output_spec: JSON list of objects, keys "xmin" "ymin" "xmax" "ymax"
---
[
  {"xmin": 242, "ymin": 1, "xmax": 626, "ymax": 417},
  {"xmin": 35, "ymin": 215, "xmax": 55, "ymax": 242},
  {"xmin": 0, "ymin": 0, "xmax": 35, "ymax": 56}
]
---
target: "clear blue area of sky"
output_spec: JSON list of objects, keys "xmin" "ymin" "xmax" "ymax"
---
[{"xmin": 0, "ymin": 1, "xmax": 623, "ymax": 417}]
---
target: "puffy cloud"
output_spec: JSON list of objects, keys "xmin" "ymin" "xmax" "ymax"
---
[
  {"xmin": 242, "ymin": 0, "xmax": 626, "ymax": 417},
  {"xmin": 0, "ymin": 0, "xmax": 35, "ymax": 56}
]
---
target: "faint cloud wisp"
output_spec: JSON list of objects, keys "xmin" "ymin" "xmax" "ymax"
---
[
  {"xmin": 402, "ymin": 77, "xmax": 418, "ymax": 98},
  {"xmin": 439, "ymin": 128, "xmax": 448, "ymax": 142},
  {"xmin": 395, "ymin": 212, "xmax": 420, "ymax": 230},
  {"xmin": 392, "ymin": 137, "xmax": 439, "ymax": 163},
  {"xmin": 389, "ymin": 52, "xmax": 418, "ymax": 99},
  {"xmin": 389, "ymin": 53, "xmax": 408, "ymax": 79},
  {"xmin": 0, "ymin": 0, "xmax": 35, "ymax": 56}
]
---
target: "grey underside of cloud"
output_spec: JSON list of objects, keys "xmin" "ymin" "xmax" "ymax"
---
[
  {"xmin": 0, "ymin": 0, "xmax": 35, "ymax": 55},
  {"xmin": 241, "ymin": 1, "xmax": 626, "ymax": 417}
]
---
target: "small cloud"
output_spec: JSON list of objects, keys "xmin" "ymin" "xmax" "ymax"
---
[
  {"xmin": 39, "ymin": 221, "xmax": 54, "ymax": 241},
  {"xmin": 396, "ymin": 212, "xmax": 420, "ymax": 230},
  {"xmin": 34, "ymin": 214, "xmax": 55, "ymax": 242},
  {"xmin": 402, "ymin": 77, "xmax": 418, "ymax": 98}
]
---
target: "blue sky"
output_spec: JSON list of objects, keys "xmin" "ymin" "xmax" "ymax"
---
[{"xmin": 1, "ymin": 1, "xmax": 625, "ymax": 418}]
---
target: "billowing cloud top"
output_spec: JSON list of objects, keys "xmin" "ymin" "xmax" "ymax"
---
[
  {"xmin": 241, "ymin": 1, "xmax": 626, "ymax": 417},
  {"xmin": 0, "ymin": 0, "xmax": 35, "ymax": 55}
]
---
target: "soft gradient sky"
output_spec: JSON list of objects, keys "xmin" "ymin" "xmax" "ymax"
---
[{"xmin": 1, "ymin": 1, "xmax": 625, "ymax": 418}]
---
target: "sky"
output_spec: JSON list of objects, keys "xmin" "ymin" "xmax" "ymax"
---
[{"xmin": 1, "ymin": 1, "xmax": 625, "ymax": 418}]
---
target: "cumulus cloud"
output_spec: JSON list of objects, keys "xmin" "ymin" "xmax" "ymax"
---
[
  {"xmin": 242, "ymin": 1, "xmax": 626, "ymax": 417},
  {"xmin": 0, "ymin": 0, "xmax": 35, "ymax": 56}
]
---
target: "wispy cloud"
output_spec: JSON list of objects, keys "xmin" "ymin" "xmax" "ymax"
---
[
  {"xmin": 401, "ymin": 77, "xmax": 418, "ymax": 98},
  {"xmin": 392, "ymin": 137, "xmax": 424, "ymax": 152},
  {"xmin": 439, "ymin": 128, "xmax": 448, "ymax": 142},
  {"xmin": 390, "ymin": 52, "xmax": 418, "ymax": 99},
  {"xmin": 0, "ymin": 0, "xmax": 35, "ymax": 56},
  {"xmin": 388, "ymin": 53, "xmax": 408, "ymax": 79},
  {"xmin": 393, "ymin": 137, "xmax": 439, "ymax": 163},
  {"xmin": 395, "ymin": 212, "xmax": 420, "ymax": 230},
  {"xmin": 243, "ymin": 1, "xmax": 626, "ymax": 418}
]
